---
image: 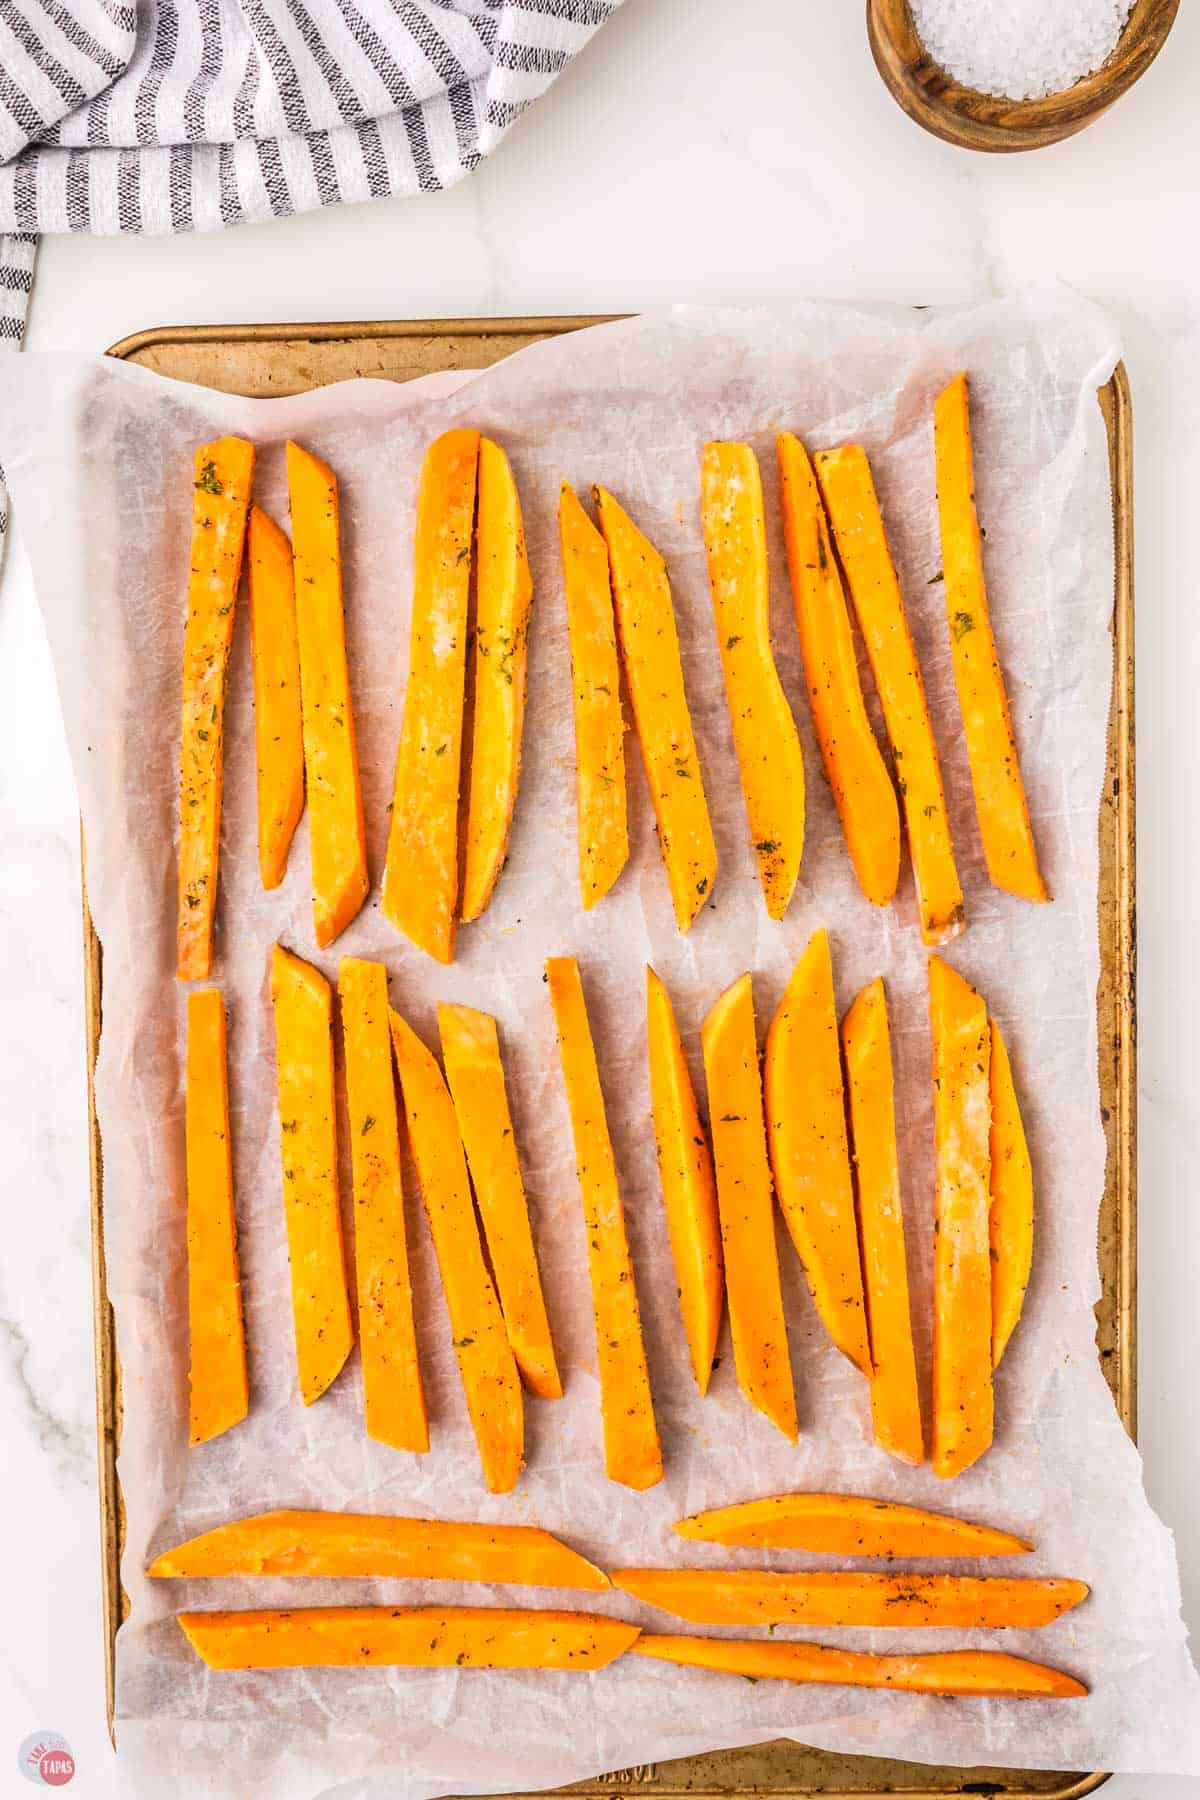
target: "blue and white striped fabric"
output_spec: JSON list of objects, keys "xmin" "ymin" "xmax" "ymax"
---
[{"xmin": 0, "ymin": 0, "xmax": 620, "ymax": 543}]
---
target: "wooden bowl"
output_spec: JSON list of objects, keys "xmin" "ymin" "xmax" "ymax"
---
[{"xmin": 867, "ymin": 0, "xmax": 1180, "ymax": 152}]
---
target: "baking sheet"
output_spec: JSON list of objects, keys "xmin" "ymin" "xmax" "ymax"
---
[{"xmin": 3, "ymin": 296, "xmax": 1196, "ymax": 1797}]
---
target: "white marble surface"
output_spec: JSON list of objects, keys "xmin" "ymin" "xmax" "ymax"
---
[{"xmin": 1, "ymin": 2, "xmax": 1197, "ymax": 1795}]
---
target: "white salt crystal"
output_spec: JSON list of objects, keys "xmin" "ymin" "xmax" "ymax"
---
[{"xmin": 908, "ymin": 0, "xmax": 1133, "ymax": 101}]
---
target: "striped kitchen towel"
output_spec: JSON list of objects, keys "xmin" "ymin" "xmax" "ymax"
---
[{"xmin": 0, "ymin": 0, "xmax": 621, "ymax": 548}]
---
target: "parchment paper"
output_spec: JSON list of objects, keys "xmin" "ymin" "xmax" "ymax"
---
[{"xmin": 3, "ymin": 295, "xmax": 1197, "ymax": 1798}]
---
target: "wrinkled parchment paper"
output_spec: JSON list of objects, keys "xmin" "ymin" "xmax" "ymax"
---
[{"xmin": 4, "ymin": 296, "xmax": 1198, "ymax": 1798}]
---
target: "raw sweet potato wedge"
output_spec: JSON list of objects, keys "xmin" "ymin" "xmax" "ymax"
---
[
  {"xmin": 338, "ymin": 958, "xmax": 428, "ymax": 1453},
  {"xmin": 646, "ymin": 966, "xmax": 723, "ymax": 1394},
  {"xmin": 185, "ymin": 988, "xmax": 248, "ymax": 1445},
  {"xmin": 461, "ymin": 438, "xmax": 533, "ymax": 922},
  {"xmin": 382, "ymin": 428, "xmax": 481, "ymax": 962},
  {"xmin": 286, "ymin": 442, "xmax": 369, "ymax": 949},
  {"xmin": 390, "ymin": 1008, "xmax": 523, "ymax": 1492},
  {"xmin": 776, "ymin": 432, "xmax": 899, "ymax": 906},
  {"xmin": 933, "ymin": 373, "xmax": 1047, "ymax": 904},
  {"xmin": 764, "ymin": 930, "xmax": 870, "ymax": 1374},
  {"xmin": 247, "ymin": 505, "xmax": 305, "ymax": 890},
  {"xmin": 989, "ymin": 1016, "xmax": 1034, "ymax": 1367},
  {"xmin": 929, "ymin": 955, "xmax": 994, "ymax": 1478},
  {"xmin": 674, "ymin": 1492, "xmax": 1033, "ymax": 1557},
  {"xmin": 841, "ymin": 977, "xmax": 923, "ymax": 1464},
  {"xmin": 178, "ymin": 1606, "xmax": 640, "ymax": 1672},
  {"xmin": 633, "ymin": 1636, "xmax": 1086, "ymax": 1699},
  {"xmin": 438, "ymin": 1001, "xmax": 562, "ymax": 1400},
  {"xmin": 700, "ymin": 975, "xmax": 797, "ymax": 1441},
  {"xmin": 177, "ymin": 435, "xmax": 254, "ymax": 980},
  {"xmin": 815, "ymin": 445, "xmax": 964, "ymax": 945},
  {"xmin": 559, "ymin": 481, "xmax": 629, "ymax": 909},
  {"xmin": 547, "ymin": 956, "xmax": 662, "ymax": 1490},
  {"xmin": 611, "ymin": 1569, "xmax": 1088, "ymax": 1629},
  {"xmin": 269, "ymin": 946, "xmax": 354, "ymax": 1405},
  {"xmin": 149, "ymin": 1510, "xmax": 609, "ymax": 1588},
  {"xmin": 594, "ymin": 485, "xmax": 717, "ymax": 931},
  {"xmin": 700, "ymin": 441, "xmax": 805, "ymax": 918}
]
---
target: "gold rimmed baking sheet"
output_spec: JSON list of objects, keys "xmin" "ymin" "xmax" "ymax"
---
[{"xmin": 87, "ymin": 318, "xmax": 1136, "ymax": 1799}]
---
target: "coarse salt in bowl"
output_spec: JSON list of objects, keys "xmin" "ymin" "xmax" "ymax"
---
[{"xmin": 908, "ymin": 0, "xmax": 1134, "ymax": 101}]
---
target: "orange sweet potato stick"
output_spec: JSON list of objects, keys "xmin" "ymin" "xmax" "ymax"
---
[
  {"xmin": 594, "ymin": 485, "xmax": 717, "ymax": 930},
  {"xmin": 185, "ymin": 988, "xmax": 248, "ymax": 1445},
  {"xmin": 815, "ymin": 445, "xmax": 964, "ymax": 945},
  {"xmin": 390, "ymin": 1008, "xmax": 524, "ymax": 1492},
  {"xmin": 177, "ymin": 436, "xmax": 254, "ymax": 980},
  {"xmin": 933, "ymin": 372, "xmax": 1048, "ymax": 903},
  {"xmin": 612, "ymin": 1568, "xmax": 1088, "ymax": 1629},
  {"xmin": 989, "ymin": 1016, "xmax": 1034, "ymax": 1367},
  {"xmin": 674, "ymin": 1491, "xmax": 1033, "ymax": 1557},
  {"xmin": 700, "ymin": 441, "xmax": 805, "ymax": 918},
  {"xmin": 929, "ymin": 954, "xmax": 994, "ymax": 1478},
  {"xmin": 338, "ymin": 958, "xmax": 428, "ymax": 1453},
  {"xmin": 633, "ymin": 1635, "xmax": 1086, "ymax": 1699},
  {"xmin": 559, "ymin": 481, "xmax": 629, "ymax": 909},
  {"xmin": 646, "ymin": 967, "xmax": 723, "ymax": 1394},
  {"xmin": 700, "ymin": 974, "xmax": 797, "ymax": 1441},
  {"xmin": 765, "ymin": 930, "xmax": 870, "ymax": 1374},
  {"xmin": 776, "ymin": 432, "xmax": 899, "ymax": 906},
  {"xmin": 247, "ymin": 505, "xmax": 305, "ymax": 890},
  {"xmin": 841, "ymin": 977, "xmax": 923, "ymax": 1464},
  {"xmin": 286, "ymin": 442, "xmax": 369, "ymax": 948},
  {"xmin": 438, "ymin": 1001, "xmax": 562, "ymax": 1400},
  {"xmin": 546, "ymin": 956, "xmax": 662, "ymax": 1489},
  {"xmin": 179, "ymin": 1606, "xmax": 640, "ymax": 1671},
  {"xmin": 460, "ymin": 438, "xmax": 534, "ymax": 922},
  {"xmin": 150, "ymin": 1511, "xmax": 608, "ymax": 1588},
  {"xmin": 382, "ymin": 428, "xmax": 480, "ymax": 962},
  {"xmin": 269, "ymin": 946, "xmax": 354, "ymax": 1404}
]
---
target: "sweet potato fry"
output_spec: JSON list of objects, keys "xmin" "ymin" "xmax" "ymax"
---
[
  {"xmin": 633, "ymin": 1635, "xmax": 1086, "ymax": 1699},
  {"xmin": 646, "ymin": 967, "xmax": 723, "ymax": 1394},
  {"xmin": 934, "ymin": 373, "xmax": 1047, "ymax": 903},
  {"xmin": 989, "ymin": 1017, "xmax": 1034, "ymax": 1367},
  {"xmin": 177, "ymin": 436, "xmax": 254, "ymax": 980},
  {"xmin": 594, "ymin": 485, "xmax": 717, "ymax": 931},
  {"xmin": 382, "ymin": 428, "xmax": 481, "ymax": 961},
  {"xmin": 674, "ymin": 1492, "xmax": 1033, "ymax": 1557},
  {"xmin": 841, "ymin": 977, "xmax": 923, "ymax": 1463},
  {"xmin": 247, "ymin": 505, "xmax": 304, "ymax": 890},
  {"xmin": 390, "ymin": 1008, "xmax": 523, "ymax": 1492},
  {"xmin": 559, "ymin": 481, "xmax": 629, "ymax": 909},
  {"xmin": 185, "ymin": 988, "xmax": 248, "ymax": 1445},
  {"xmin": 700, "ymin": 975, "xmax": 797, "ymax": 1441},
  {"xmin": 546, "ymin": 956, "xmax": 662, "ymax": 1489},
  {"xmin": 700, "ymin": 441, "xmax": 805, "ymax": 918},
  {"xmin": 438, "ymin": 1001, "xmax": 561, "ymax": 1400},
  {"xmin": 269, "ymin": 946, "xmax": 354, "ymax": 1404},
  {"xmin": 150, "ymin": 1511, "xmax": 609, "ymax": 1588},
  {"xmin": 611, "ymin": 1569, "xmax": 1088, "ymax": 1629},
  {"xmin": 178, "ymin": 1606, "xmax": 640, "ymax": 1671},
  {"xmin": 815, "ymin": 445, "xmax": 964, "ymax": 945},
  {"xmin": 929, "ymin": 955, "xmax": 994, "ymax": 1478},
  {"xmin": 461, "ymin": 438, "xmax": 533, "ymax": 921},
  {"xmin": 338, "ymin": 958, "xmax": 427, "ymax": 1453},
  {"xmin": 765, "ymin": 930, "xmax": 870, "ymax": 1374},
  {"xmin": 285, "ymin": 442, "xmax": 369, "ymax": 949},
  {"xmin": 776, "ymin": 432, "xmax": 899, "ymax": 906}
]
